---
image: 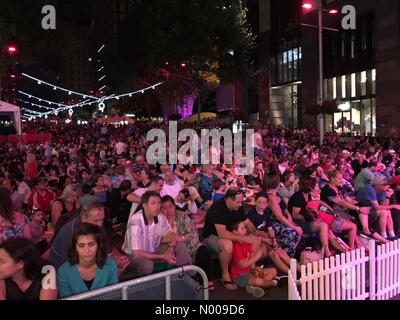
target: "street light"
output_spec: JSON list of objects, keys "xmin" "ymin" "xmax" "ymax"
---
[
  {"xmin": 6, "ymin": 45, "xmax": 17, "ymax": 55},
  {"xmin": 302, "ymin": 3, "xmax": 314, "ymax": 10},
  {"xmin": 302, "ymin": 0, "xmax": 338, "ymax": 146}
]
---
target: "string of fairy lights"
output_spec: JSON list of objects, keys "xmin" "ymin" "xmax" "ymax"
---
[{"xmin": 19, "ymin": 73, "xmax": 163, "ymax": 120}]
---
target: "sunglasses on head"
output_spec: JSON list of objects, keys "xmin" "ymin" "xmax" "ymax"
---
[{"xmin": 226, "ymin": 189, "xmax": 244, "ymax": 198}]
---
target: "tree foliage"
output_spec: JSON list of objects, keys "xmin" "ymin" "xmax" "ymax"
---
[{"xmin": 104, "ymin": 0, "xmax": 256, "ymax": 99}]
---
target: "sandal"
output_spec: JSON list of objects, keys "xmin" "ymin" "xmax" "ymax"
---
[
  {"xmin": 220, "ymin": 279, "xmax": 238, "ymax": 291},
  {"xmin": 361, "ymin": 232, "xmax": 388, "ymax": 244},
  {"xmin": 207, "ymin": 281, "xmax": 216, "ymax": 292}
]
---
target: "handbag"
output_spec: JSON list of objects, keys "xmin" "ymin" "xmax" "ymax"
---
[{"xmin": 300, "ymin": 247, "xmax": 324, "ymax": 265}]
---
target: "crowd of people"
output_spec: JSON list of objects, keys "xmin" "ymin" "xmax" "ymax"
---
[{"xmin": 1, "ymin": 119, "xmax": 400, "ymax": 299}]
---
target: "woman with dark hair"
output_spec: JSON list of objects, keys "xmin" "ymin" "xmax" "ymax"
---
[
  {"xmin": 0, "ymin": 187, "xmax": 31, "ymax": 243},
  {"xmin": 0, "ymin": 237, "xmax": 57, "ymax": 300},
  {"xmin": 288, "ymin": 177, "xmax": 332, "ymax": 257},
  {"xmin": 57, "ymin": 223, "xmax": 118, "ymax": 298},
  {"xmin": 277, "ymin": 171, "xmax": 298, "ymax": 205},
  {"xmin": 161, "ymin": 196, "xmax": 215, "ymax": 291},
  {"xmin": 260, "ymin": 173, "xmax": 302, "ymax": 257}
]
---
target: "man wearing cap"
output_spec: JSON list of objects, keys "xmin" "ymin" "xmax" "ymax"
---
[
  {"xmin": 354, "ymin": 161, "xmax": 378, "ymax": 192},
  {"xmin": 383, "ymin": 159, "xmax": 396, "ymax": 181},
  {"xmin": 356, "ymin": 176, "xmax": 400, "ymax": 241}
]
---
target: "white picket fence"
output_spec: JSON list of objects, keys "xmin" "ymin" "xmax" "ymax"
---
[
  {"xmin": 289, "ymin": 239, "xmax": 400, "ymax": 300},
  {"xmin": 288, "ymin": 265, "xmax": 301, "ymax": 301}
]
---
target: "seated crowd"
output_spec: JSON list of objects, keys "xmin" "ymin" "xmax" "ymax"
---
[{"xmin": 1, "ymin": 120, "xmax": 400, "ymax": 299}]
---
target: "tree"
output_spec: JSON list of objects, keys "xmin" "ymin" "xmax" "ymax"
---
[{"xmin": 102, "ymin": 0, "xmax": 256, "ymax": 117}]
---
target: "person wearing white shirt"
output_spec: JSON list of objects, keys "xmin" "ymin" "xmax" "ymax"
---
[
  {"xmin": 162, "ymin": 171, "xmax": 183, "ymax": 199},
  {"xmin": 15, "ymin": 173, "xmax": 31, "ymax": 207},
  {"xmin": 115, "ymin": 140, "xmax": 127, "ymax": 155},
  {"xmin": 121, "ymin": 191, "xmax": 191, "ymax": 278},
  {"xmin": 126, "ymin": 176, "xmax": 165, "ymax": 220}
]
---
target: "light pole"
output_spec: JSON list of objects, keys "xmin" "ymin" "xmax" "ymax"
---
[
  {"xmin": 302, "ymin": 1, "xmax": 338, "ymax": 146},
  {"xmin": 318, "ymin": 1, "xmax": 324, "ymax": 147}
]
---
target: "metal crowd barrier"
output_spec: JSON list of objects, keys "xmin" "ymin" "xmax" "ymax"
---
[{"xmin": 63, "ymin": 265, "xmax": 209, "ymax": 300}]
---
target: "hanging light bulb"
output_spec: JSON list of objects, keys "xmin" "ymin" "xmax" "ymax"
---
[{"xmin": 68, "ymin": 108, "xmax": 73, "ymax": 117}]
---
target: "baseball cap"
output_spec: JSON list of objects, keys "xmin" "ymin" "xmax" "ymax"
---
[{"xmin": 371, "ymin": 175, "xmax": 389, "ymax": 186}]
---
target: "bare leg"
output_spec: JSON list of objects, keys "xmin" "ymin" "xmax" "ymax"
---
[
  {"xmin": 312, "ymin": 221, "xmax": 331, "ymax": 257},
  {"xmin": 377, "ymin": 210, "xmax": 388, "ymax": 235},
  {"xmin": 359, "ymin": 208, "xmax": 371, "ymax": 234},
  {"xmin": 217, "ymin": 239, "xmax": 236, "ymax": 290},
  {"xmin": 268, "ymin": 250, "xmax": 289, "ymax": 274},
  {"xmin": 340, "ymin": 219, "xmax": 357, "ymax": 249},
  {"xmin": 250, "ymin": 275, "xmax": 278, "ymax": 288},
  {"xmin": 386, "ymin": 211, "xmax": 395, "ymax": 235}
]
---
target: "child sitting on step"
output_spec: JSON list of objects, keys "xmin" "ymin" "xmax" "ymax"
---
[{"xmin": 229, "ymin": 221, "xmax": 278, "ymax": 298}]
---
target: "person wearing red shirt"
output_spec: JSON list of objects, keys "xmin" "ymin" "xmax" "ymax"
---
[
  {"xmin": 230, "ymin": 221, "xmax": 278, "ymax": 298},
  {"xmin": 28, "ymin": 178, "xmax": 56, "ymax": 219},
  {"xmin": 25, "ymin": 153, "xmax": 38, "ymax": 180}
]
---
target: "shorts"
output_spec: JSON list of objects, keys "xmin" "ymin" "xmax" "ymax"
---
[
  {"xmin": 332, "ymin": 218, "xmax": 345, "ymax": 234},
  {"xmin": 234, "ymin": 273, "xmax": 250, "ymax": 288},
  {"xmin": 203, "ymin": 235, "xmax": 220, "ymax": 255}
]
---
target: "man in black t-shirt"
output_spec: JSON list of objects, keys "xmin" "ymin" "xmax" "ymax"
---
[{"xmin": 202, "ymin": 188, "xmax": 266, "ymax": 291}]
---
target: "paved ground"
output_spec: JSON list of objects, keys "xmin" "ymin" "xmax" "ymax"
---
[{"xmin": 209, "ymin": 281, "xmax": 288, "ymax": 300}]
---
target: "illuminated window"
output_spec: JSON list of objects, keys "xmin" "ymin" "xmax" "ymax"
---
[
  {"xmin": 351, "ymin": 73, "xmax": 356, "ymax": 97},
  {"xmin": 333, "ymin": 77, "xmax": 337, "ymax": 100},
  {"xmin": 342, "ymin": 75, "xmax": 346, "ymax": 98}
]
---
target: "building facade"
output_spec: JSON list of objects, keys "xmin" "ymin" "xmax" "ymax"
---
[{"xmin": 246, "ymin": 0, "xmax": 400, "ymax": 136}]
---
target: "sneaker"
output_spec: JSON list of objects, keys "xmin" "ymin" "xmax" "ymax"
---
[{"xmin": 246, "ymin": 285, "xmax": 265, "ymax": 298}]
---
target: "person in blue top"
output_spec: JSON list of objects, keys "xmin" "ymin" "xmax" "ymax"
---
[
  {"xmin": 356, "ymin": 175, "xmax": 400, "ymax": 242},
  {"xmin": 247, "ymin": 192, "xmax": 295, "ymax": 274},
  {"xmin": 57, "ymin": 223, "xmax": 118, "ymax": 298}
]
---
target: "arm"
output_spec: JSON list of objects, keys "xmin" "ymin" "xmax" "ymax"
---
[
  {"xmin": 127, "ymin": 192, "xmax": 141, "ymax": 203},
  {"xmin": 132, "ymin": 250, "xmax": 164, "ymax": 261},
  {"xmin": 188, "ymin": 200, "xmax": 198, "ymax": 215},
  {"xmin": 215, "ymin": 224, "xmax": 253, "ymax": 244},
  {"xmin": 235, "ymin": 248, "xmax": 263, "ymax": 270},
  {"xmin": 269, "ymin": 196, "xmax": 299, "ymax": 229},
  {"xmin": 243, "ymin": 218, "xmax": 256, "ymax": 234},
  {"xmin": 330, "ymin": 196, "xmax": 360, "ymax": 211},
  {"xmin": 51, "ymin": 201, "xmax": 63, "ymax": 226},
  {"xmin": 370, "ymin": 200, "xmax": 400, "ymax": 211},
  {"xmin": 292, "ymin": 207, "xmax": 304, "ymax": 221}
]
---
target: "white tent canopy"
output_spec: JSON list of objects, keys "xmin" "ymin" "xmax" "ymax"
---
[{"xmin": 0, "ymin": 100, "xmax": 22, "ymax": 135}]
